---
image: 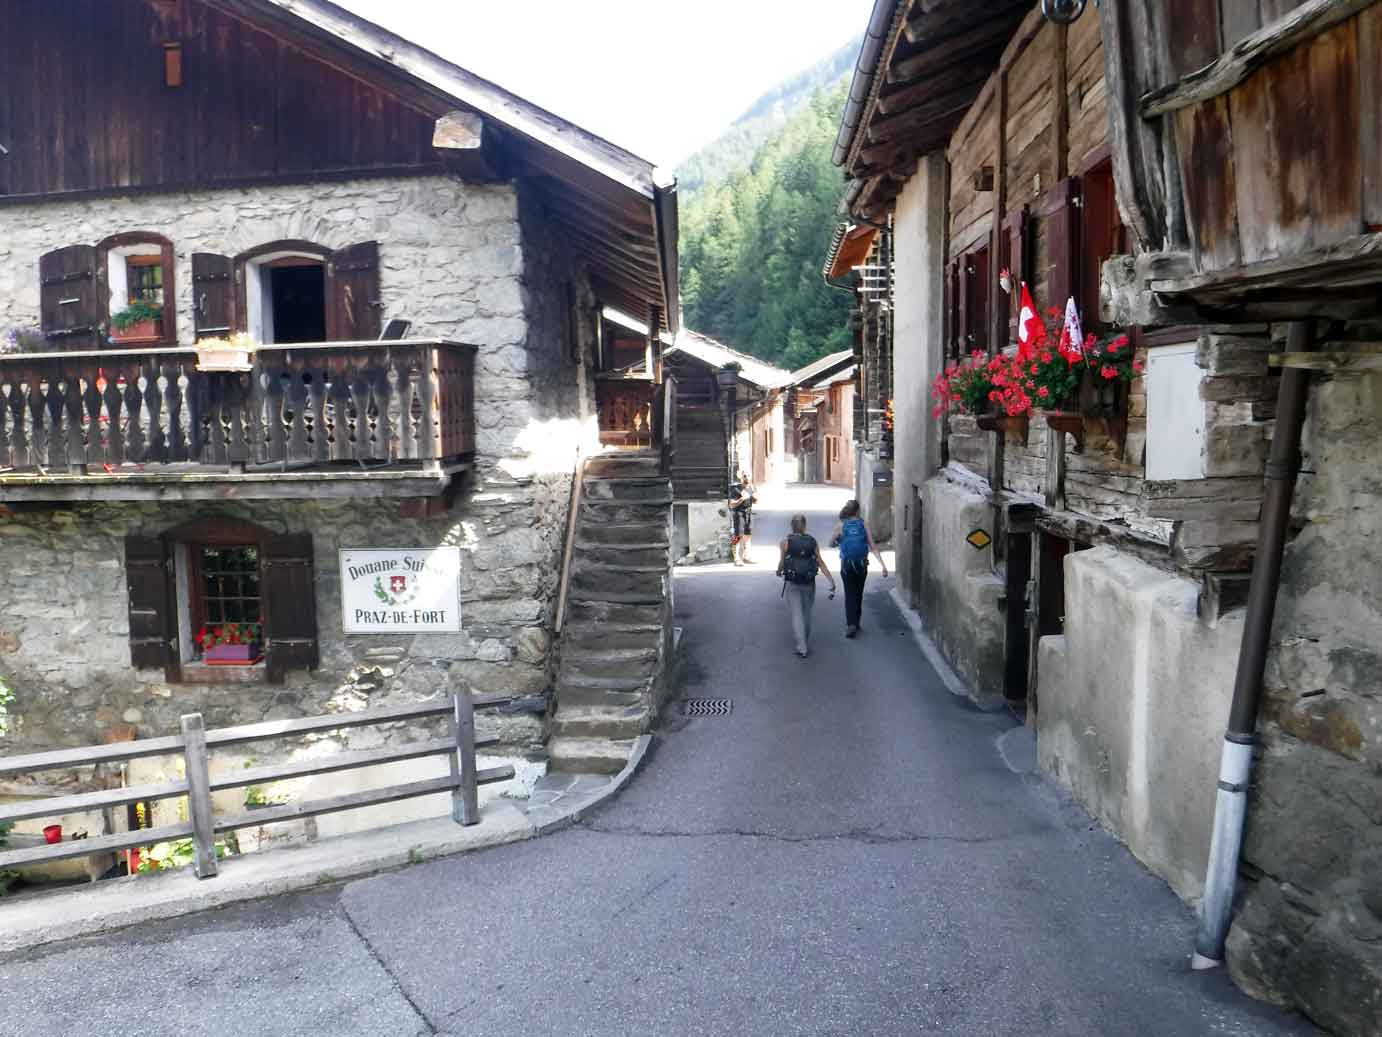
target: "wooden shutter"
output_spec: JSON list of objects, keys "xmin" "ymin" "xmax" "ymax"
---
[
  {"xmin": 944, "ymin": 262, "xmax": 956, "ymax": 359},
  {"xmin": 263, "ymin": 533, "xmax": 319, "ymax": 684},
  {"xmin": 957, "ymin": 258, "xmax": 970, "ymax": 354},
  {"xmin": 1007, "ymin": 207, "xmax": 1030, "ymax": 339},
  {"xmin": 1079, "ymin": 165, "xmax": 1120, "ymax": 326},
  {"xmin": 325, "ymin": 241, "xmax": 382, "ymax": 341},
  {"xmin": 125, "ymin": 535, "xmax": 178, "ymax": 679},
  {"xmin": 192, "ymin": 253, "xmax": 234, "ymax": 341},
  {"xmin": 971, "ymin": 245, "xmax": 991, "ymax": 353},
  {"xmin": 1042, "ymin": 178, "xmax": 1081, "ymax": 315},
  {"xmin": 40, "ymin": 245, "xmax": 101, "ymax": 350}
]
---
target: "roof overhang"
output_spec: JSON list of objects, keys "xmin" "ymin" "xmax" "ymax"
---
[
  {"xmin": 834, "ymin": 0, "xmax": 1036, "ymax": 221},
  {"xmin": 826, "ymin": 224, "xmax": 879, "ymax": 280},
  {"xmin": 218, "ymin": 0, "xmax": 679, "ymax": 332}
]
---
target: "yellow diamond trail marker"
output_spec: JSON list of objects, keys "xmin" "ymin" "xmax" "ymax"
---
[{"xmin": 966, "ymin": 529, "xmax": 992, "ymax": 551}]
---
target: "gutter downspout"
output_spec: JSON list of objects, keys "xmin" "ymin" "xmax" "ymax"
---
[{"xmin": 1192, "ymin": 320, "xmax": 1315, "ymax": 969}]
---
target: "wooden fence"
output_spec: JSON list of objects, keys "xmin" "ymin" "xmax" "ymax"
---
[{"xmin": 0, "ymin": 692, "xmax": 513, "ymax": 880}]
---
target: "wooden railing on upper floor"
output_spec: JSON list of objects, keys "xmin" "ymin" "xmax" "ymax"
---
[{"xmin": 0, "ymin": 340, "xmax": 476, "ymax": 476}]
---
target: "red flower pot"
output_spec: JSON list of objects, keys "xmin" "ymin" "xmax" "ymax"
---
[
  {"xmin": 111, "ymin": 319, "xmax": 160, "ymax": 343},
  {"xmin": 43, "ymin": 824, "xmax": 62, "ymax": 844}
]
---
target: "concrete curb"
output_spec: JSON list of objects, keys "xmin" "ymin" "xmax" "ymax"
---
[
  {"xmin": 888, "ymin": 587, "xmax": 1008, "ymax": 712},
  {"xmin": 0, "ymin": 734, "xmax": 655, "ymax": 957}
]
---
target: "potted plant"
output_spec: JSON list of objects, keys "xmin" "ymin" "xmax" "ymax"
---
[
  {"xmin": 110, "ymin": 300, "xmax": 163, "ymax": 343},
  {"xmin": 931, "ymin": 351, "xmax": 1030, "ymax": 444},
  {"xmin": 195, "ymin": 333, "xmax": 257, "ymax": 372},
  {"xmin": 195, "ymin": 622, "xmax": 263, "ymax": 664}
]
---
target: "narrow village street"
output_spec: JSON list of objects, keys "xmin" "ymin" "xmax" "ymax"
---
[{"xmin": 2, "ymin": 484, "xmax": 1312, "ymax": 1036}]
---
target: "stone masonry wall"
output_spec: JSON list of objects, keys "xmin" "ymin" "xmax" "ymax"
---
[
  {"xmin": 0, "ymin": 173, "xmax": 597, "ymax": 781},
  {"xmin": 1228, "ymin": 366, "xmax": 1382, "ymax": 1035}
]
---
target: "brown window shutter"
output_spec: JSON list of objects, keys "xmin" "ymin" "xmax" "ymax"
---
[
  {"xmin": 125, "ymin": 535, "xmax": 178, "ymax": 680},
  {"xmin": 325, "ymin": 241, "xmax": 382, "ymax": 341},
  {"xmin": 40, "ymin": 245, "xmax": 101, "ymax": 350},
  {"xmin": 943, "ymin": 262, "xmax": 955, "ymax": 359},
  {"xmin": 957, "ymin": 258, "xmax": 970, "ymax": 355},
  {"xmin": 263, "ymin": 533, "xmax": 319, "ymax": 684},
  {"xmin": 192, "ymin": 253, "xmax": 235, "ymax": 341},
  {"xmin": 970, "ymin": 245, "xmax": 991, "ymax": 353},
  {"xmin": 1042, "ymin": 177, "xmax": 1081, "ymax": 315},
  {"xmin": 1007, "ymin": 207, "xmax": 1030, "ymax": 338},
  {"xmin": 1079, "ymin": 165, "xmax": 1120, "ymax": 327}
]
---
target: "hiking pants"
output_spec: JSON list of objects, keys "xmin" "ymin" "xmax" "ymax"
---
[
  {"xmin": 784, "ymin": 580, "xmax": 815, "ymax": 654},
  {"xmin": 841, "ymin": 559, "xmax": 868, "ymax": 629}
]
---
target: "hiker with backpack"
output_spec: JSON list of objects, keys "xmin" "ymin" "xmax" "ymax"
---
[
  {"xmin": 831, "ymin": 499, "xmax": 889, "ymax": 639},
  {"xmin": 777, "ymin": 513, "xmax": 836, "ymax": 658},
  {"xmin": 728, "ymin": 470, "xmax": 756, "ymax": 565}
]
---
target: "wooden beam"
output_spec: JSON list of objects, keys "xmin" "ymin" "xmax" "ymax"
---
[
  {"xmin": 1151, "ymin": 231, "xmax": 1382, "ymax": 300},
  {"xmin": 877, "ymin": 63, "xmax": 991, "ymax": 118},
  {"xmin": 856, "ymin": 131, "xmax": 955, "ymax": 174},
  {"xmin": 1140, "ymin": 0, "xmax": 1381, "ymax": 116},
  {"xmin": 1269, "ymin": 346, "xmax": 1382, "ymax": 370},
  {"xmin": 904, "ymin": 0, "xmax": 1029, "ymax": 45},
  {"xmin": 866, "ymin": 74, "xmax": 990, "ymax": 144},
  {"xmin": 887, "ymin": 18, "xmax": 1018, "ymax": 86}
]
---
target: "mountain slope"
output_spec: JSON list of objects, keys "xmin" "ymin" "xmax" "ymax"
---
[
  {"xmin": 677, "ymin": 37, "xmax": 859, "ymax": 199},
  {"xmin": 679, "ymin": 79, "xmax": 854, "ymax": 370}
]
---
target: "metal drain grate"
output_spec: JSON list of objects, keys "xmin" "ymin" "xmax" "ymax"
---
[{"xmin": 681, "ymin": 697, "xmax": 733, "ymax": 718}]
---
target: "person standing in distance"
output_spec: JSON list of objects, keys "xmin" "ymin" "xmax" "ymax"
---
[
  {"xmin": 777, "ymin": 513, "xmax": 835, "ymax": 658},
  {"xmin": 728, "ymin": 469, "xmax": 756, "ymax": 565},
  {"xmin": 831, "ymin": 499, "xmax": 889, "ymax": 638}
]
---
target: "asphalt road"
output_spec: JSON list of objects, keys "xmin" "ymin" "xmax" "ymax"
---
[{"xmin": 1, "ymin": 485, "xmax": 1314, "ymax": 1036}]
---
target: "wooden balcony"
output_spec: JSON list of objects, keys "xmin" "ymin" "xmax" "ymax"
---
[{"xmin": 0, "ymin": 340, "xmax": 476, "ymax": 501}]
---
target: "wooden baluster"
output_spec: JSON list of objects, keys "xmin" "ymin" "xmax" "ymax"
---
[
  {"xmin": 246, "ymin": 368, "xmax": 267, "ymax": 466},
  {"xmin": 104, "ymin": 373, "xmax": 126, "ymax": 466},
  {"xmin": 123, "ymin": 371, "xmax": 146, "ymax": 464},
  {"xmin": 305, "ymin": 367, "xmax": 328, "ymax": 463},
  {"xmin": 419, "ymin": 349, "xmax": 439, "ymax": 461},
  {"xmin": 0, "ymin": 385, "xmax": 12, "ymax": 469},
  {"xmin": 398, "ymin": 364, "xmax": 418, "ymax": 460},
  {"xmin": 225, "ymin": 374, "xmax": 248, "ymax": 472},
  {"xmin": 384, "ymin": 363, "xmax": 402, "ymax": 461},
  {"xmin": 369, "ymin": 363, "xmax": 392, "ymax": 462},
  {"xmin": 141, "ymin": 365, "xmax": 164, "ymax": 463},
  {"xmin": 348, "ymin": 366, "xmax": 370, "ymax": 462},
  {"xmin": 325, "ymin": 365, "xmax": 349, "ymax": 462},
  {"xmin": 208, "ymin": 376, "xmax": 229, "ymax": 466},
  {"xmin": 285, "ymin": 368, "xmax": 309, "ymax": 464},
  {"xmin": 65, "ymin": 376, "xmax": 86, "ymax": 473},
  {"xmin": 44, "ymin": 373, "xmax": 67, "ymax": 470},
  {"xmin": 260, "ymin": 369, "xmax": 283, "ymax": 466},
  {"xmin": 164, "ymin": 366, "xmax": 187, "ymax": 462},
  {"xmin": 12, "ymin": 384, "xmax": 32, "ymax": 469},
  {"xmin": 29, "ymin": 379, "xmax": 49, "ymax": 470}
]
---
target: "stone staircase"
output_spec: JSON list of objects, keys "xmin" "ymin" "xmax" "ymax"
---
[{"xmin": 548, "ymin": 450, "xmax": 672, "ymax": 774}]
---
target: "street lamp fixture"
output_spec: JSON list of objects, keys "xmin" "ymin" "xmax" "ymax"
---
[{"xmin": 1041, "ymin": 0, "xmax": 1087, "ymax": 24}]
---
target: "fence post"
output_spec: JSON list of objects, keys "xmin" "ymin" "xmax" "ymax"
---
[
  {"xmin": 180, "ymin": 713, "xmax": 219, "ymax": 879},
  {"xmin": 450, "ymin": 691, "xmax": 479, "ymax": 826}
]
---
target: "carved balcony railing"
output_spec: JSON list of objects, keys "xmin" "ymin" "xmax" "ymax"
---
[{"xmin": 0, "ymin": 340, "xmax": 475, "ymax": 500}]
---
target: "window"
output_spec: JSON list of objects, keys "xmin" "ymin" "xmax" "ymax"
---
[
  {"xmin": 229, "ymin": 240, "xmax": 381, "ymax": 344},
  {"xmin": 99, "ymin": 232, "xmax": 177, "ymax": 346},
  {"xmin": 1078, "ymin": 161, "xmax": 1124, "ymax": 328},
  {"xmin": 125, "ymin": 520, "xmax": 318, "ymax": 684}
]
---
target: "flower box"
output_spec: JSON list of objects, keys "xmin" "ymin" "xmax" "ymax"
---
[
  {"xmin": 204, "ymin": 642, "xmax": 262, "ymax": 665},
  {"xmin": 976, "ymin": 410, "xmax": 1029, "ymax": 445},
  {"xmin": 196, "ymin": 347, "xmax": 254, "ymax": 373},
  {"xmin": 111, "ymin": 319, "xmax": 160, "ymax": 343}
]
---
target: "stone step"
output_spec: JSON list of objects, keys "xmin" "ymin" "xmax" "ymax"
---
[
  {"xmin": 567, "ymin": 585, "xmax": 663, "ymax": 606},
  {"xmin": 571, "ymin": 563, "xmax": 665, "ymax": 593},
  {"xmin": 555, "ymin": 686, "xmax": 646, "ymax": 709},
  {"xmin": 561, "ymin": 622, "xmax": 662, "ymax": 651},
  {"xmin": 577, "ymin": 522, "xmax": 669, "ymax": 547},
  {"xmin": 584, "ymin": 476, "xmax": 672, "ymax": 503},
  {"xmin": 579, "ymin": 503, "xmax": 671, "ymax": 528},
  {"xmin": 575, "ymin": 544, "xmax": 669, "ymax": 569},
  {"xmin": 547, "ymin": 736, "xmax": 637, "ymax": 775},
  {"xmin": 560, "ymin": 645, "xmax": 658, "ymax": 680},
  {"xmin": 550, "ymin": 704, "xmax": 649, "ymax": 740},
  {"xmin": 558, "ymin": 669, "xmax": 651, "ymax": 693},
  {"xmin": 586, "ymin": 450, "xmax": 660, "ymax": 472},
  {"xmin": 564, "ymin": 600, "xmax": 664, "ymax": 628}
]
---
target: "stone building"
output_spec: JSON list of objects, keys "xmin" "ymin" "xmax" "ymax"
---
[
  {"xmin": 0, "ymin": 0, "xmax": 678, "ymax": 833},
  {"xmin": 831, "ymin": 1, "xmax": 1381, "ymax": 1031}
]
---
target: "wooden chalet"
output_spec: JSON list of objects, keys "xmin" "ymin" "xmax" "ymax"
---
[
  {"xmin": 0, "ymin": 0, "xmax": 681, "ymax": 844},
  {"xmin": 833, "ymin": 1, "xmax": 1382, "ymax": 1027}
]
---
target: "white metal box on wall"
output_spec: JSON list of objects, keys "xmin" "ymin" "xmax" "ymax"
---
[{"xmin": 1145, "ymin": 343, "xmax": 1205, "ymax": 481}]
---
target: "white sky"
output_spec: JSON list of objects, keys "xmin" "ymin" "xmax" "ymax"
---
[{"xmin": 332, "ymin": 0, "xmax": 875, "ymax": 169}]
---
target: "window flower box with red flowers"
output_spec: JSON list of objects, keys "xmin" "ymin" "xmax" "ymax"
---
[{"xmin": 195, "ymin": 622, "xmax": 263, "ymax": 665}]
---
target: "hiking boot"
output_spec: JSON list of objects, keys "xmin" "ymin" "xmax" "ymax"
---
[{"xmin": 845, "ymin": 626, "xmax": 858, "ymax": 639}]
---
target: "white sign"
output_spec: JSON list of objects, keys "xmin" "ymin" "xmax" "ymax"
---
[{"xmin": 339, "ymin": 548, "xmax": 462, "ymax": 633}]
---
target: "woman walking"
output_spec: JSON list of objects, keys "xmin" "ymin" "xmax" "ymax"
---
[
  {"xmin": 728, "ymin": 470, "xmax": 756, "ymax": 565},
  {"xmin": 831, "ymin": 500, "xmax": 888, "ymax": 638},
  {"xmin": 777, "ymin": 514, "xmax": 835, "ymax": 658}
]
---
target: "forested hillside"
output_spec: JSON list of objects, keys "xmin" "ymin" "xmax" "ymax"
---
[
  {"xmin": 677, "ymin": 38, "xmax": 858, "ymax": 198},
  {"xmin": 679, "ymin": 79, "xmax": 855, "ymax": 371}
]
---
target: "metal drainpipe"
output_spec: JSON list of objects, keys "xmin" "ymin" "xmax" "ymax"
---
[{"xmin": 1193, "ymin": 320, "xmax": 1315, "ymax": 969}]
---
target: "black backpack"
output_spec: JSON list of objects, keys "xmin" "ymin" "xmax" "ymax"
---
[{"xmin": 782, "ymin": 534, "xmax": 818, "ymax": 585}]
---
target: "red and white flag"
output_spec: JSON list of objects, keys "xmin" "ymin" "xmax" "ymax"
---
[
  {"xmin": 1062, "ymin": 297, "xmax": 1084, "ymax": 356},
  {"xmin": 1017, "ymin": 283, "xmax": 1042, "ymax": 359}
]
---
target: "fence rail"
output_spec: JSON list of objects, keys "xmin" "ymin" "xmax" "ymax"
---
[{"xmin": 0, "ymin": 692, "xmax": 513, "ymax": 878}]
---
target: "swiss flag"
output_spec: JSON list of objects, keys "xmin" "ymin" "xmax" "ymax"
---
[{"xmin": 1017, "ymin": 283, "xmax": 1043, "ymax": 360}]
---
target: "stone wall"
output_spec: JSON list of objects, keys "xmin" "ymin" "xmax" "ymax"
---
[
  {"xmin": 917, "ymin": 470, "xmax": 1005, "ymax": 705},
  {"xmin": 0, "ymin": 173, "xmax": 599, "ymax": 810},
  {"xmin": 1227, "ymin": 367, "xmax": 1382, "ymax": 1035},
  {"xmin": 1036, "ymin": 547, "xmax": 1242, "ymax": 901}
]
